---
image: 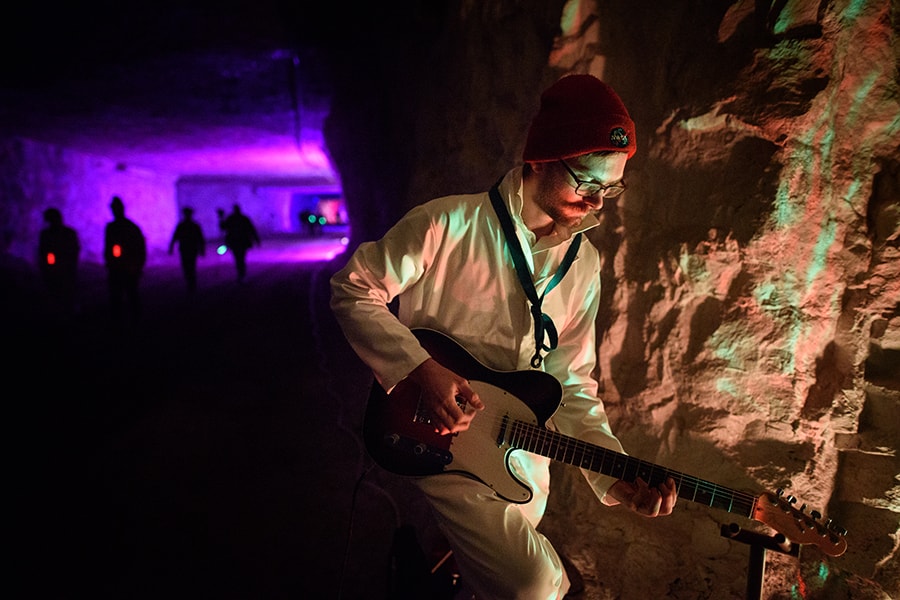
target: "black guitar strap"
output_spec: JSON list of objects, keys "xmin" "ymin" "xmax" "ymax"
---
[{"xmin": 489, "ymin": 181, "xmax": 582, "ymax": 368}]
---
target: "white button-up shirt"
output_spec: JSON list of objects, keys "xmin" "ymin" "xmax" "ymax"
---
[{"xmin": 330, "ymin": 166, "xmax": 624, "ymax": 499}]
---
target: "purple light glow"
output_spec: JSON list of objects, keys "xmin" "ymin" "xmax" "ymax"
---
[
  {"xmin": 152, "ymin": 140, "xmax": 335, "ymax": 179},
  {"xmin": 205, "ymin": 234, "xmax": 348, "ymax": 265},
  {"xmin": 12, "ymin": 100, "xmax": 347, "ymax": 272}
]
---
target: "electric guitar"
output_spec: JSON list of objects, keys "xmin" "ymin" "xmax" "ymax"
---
[{"xmin": 363, "ymin": 328, "xmax": 848, "ymax": 557}]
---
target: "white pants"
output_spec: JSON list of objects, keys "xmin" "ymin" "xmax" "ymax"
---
[{"xmin": 415, "ymin": 452, "xmax": 569, "ymax": 600}]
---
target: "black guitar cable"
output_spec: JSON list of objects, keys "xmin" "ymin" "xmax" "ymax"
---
[{"xmin": 309, "ymin": 266, "xmax": 400, "ymax": 599}]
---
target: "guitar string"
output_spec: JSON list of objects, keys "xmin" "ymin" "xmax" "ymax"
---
[
  {"xmin": 415, "ymin": 331, "xmax": 817, "ymax": 522},
  {"xmin": 416, "ymin": 410, "xmax": 843, "ymax": 550},
  {"xmin": 401, "ymin": 363, "xmax": 840, "ymax": 547},
  {"xmin": 450, "ymin": 409, "xmax": 760, "ymax": 510}
]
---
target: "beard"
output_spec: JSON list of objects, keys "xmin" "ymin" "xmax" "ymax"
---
[{"xmin": 535, "ymin": 186, "xmax": 598, "ymax": 228}]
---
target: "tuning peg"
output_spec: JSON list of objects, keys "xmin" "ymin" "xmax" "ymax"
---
[
  {"xmin": 786, "ymin": 494, "xmax": 797, "ymax": 505},
  {"xmin": 800, "ymin": 503, "xmax": 807, "ymax": 513},
  {"xmin": 776, "ymin": 488, "xmax": 785, "ymax": 497},
  {"xmin": 824, "ymin": 519, "xmax": 846, "ymax": 535},
  {"xmin": 811, "ymin": 509, "xmax": 822, "ymax": 520}
]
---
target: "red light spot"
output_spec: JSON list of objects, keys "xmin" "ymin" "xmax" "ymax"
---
[
  {"xmin": 112, "ymin": 244, "xmax": 122, "ymax": 258},
  {"xmin": 46, "ymin": 252, "xmax": 56, "ymax": 265},
  {"xmin": 796, "ymin": 573, "xmax": 808, "ymax": 598}
]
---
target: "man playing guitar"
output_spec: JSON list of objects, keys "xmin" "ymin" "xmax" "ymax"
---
[{"xmin": 331, "ymin": 74, "xmax": 677, "ymax": 599}]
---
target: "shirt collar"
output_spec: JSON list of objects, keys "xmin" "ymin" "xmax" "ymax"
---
[{"xmin": 499, "ymin": 166, "xmax": 601, "ymax": 250}]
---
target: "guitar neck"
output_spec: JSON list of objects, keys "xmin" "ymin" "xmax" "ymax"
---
[{"xmin": 503, "ymin": 416, "xmax": 757, "ymax": 518}]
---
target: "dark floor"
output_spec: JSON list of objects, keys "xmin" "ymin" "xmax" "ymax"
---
[{"xmin": 8, "ymin": 242, "xmax": 451, "ymax": 599}]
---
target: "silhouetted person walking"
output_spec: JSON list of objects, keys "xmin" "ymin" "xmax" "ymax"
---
[
  {"xmin": 168, "ymin": 206, "xmax": 205, "ymax": 293},
  {"xmin": 299, "ymin": 209, "xmax": 322, "ymax": 237},
  {"xmin": 38, "ymin": 207, "xmax": 80, "ymax": 316},
  {"xmin": 217, "ymin": 204, "xmax": 260, "ymax": 283},
  {"xmin": 104, "ymin": 196, "xmax": 146, "ymax": 324}
]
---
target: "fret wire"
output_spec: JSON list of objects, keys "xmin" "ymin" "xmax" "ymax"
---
[{"xmin": 505, "ymin": 418, "xmax": 757, "ymax": 515}]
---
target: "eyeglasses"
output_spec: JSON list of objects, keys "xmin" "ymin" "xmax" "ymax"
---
[{"xmin": 558, "ymin": 160, "xmax": 626, "ymax": 198}]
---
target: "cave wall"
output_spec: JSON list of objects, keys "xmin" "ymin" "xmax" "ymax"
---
[{"xmin": 323, "ymin": 1, "xmax": 899, "ymax": 598}]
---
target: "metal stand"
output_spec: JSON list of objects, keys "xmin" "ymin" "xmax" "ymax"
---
[{"xmin": 721, "ymin": 523, "xmax": 799, "ymax": 600}]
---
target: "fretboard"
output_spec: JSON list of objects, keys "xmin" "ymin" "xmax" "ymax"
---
[{"xmin": 502, "ymin": 417, "xmax": 756, "ymax": 518}]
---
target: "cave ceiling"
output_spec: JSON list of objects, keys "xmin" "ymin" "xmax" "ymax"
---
[{"xmin": 1, "ymin": 1, "xmax": 333, "ymax": 181}]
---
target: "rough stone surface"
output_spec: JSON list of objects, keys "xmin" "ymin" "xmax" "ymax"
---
[
  {"xmin": 1, "ymin": 1, "xmax": 897, "ymax": 598},
  {"xmin": 326, "ymin": 1, "xmax": 900, "ymax": 598}
]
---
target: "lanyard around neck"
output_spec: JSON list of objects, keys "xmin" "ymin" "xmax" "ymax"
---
[{"xmin": 489, "ymin": 181, "xmax": 582, "ymax": 368}]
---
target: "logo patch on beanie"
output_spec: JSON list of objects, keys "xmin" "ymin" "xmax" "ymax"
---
[{"xmin": 609, "ymin": 127, "xmax": 629, "ymax": 149}]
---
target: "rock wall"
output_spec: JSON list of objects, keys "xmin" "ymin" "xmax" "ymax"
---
[{"xmin": 324, "ymin": 1, "xmax": 898, "ymax": 597}]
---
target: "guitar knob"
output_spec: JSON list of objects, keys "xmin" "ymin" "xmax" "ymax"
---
[{"xmin": 414, "ymin": 443, "xmax": 427, "ymax": 455}]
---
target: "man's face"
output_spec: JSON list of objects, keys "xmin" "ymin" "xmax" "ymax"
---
[{"xmin": 533, "ymin": 152, "xmax": 627, "ymax": 228}]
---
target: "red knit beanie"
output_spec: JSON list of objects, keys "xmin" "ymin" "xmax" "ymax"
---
[{"xmin": 523, "ymin": 74, "xmax": 636, "ymax": 162}]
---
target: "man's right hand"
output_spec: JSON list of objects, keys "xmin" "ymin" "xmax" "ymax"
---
[{"xmin": 406, "ymin": 358, "xmax": 484, "ymax": 435}]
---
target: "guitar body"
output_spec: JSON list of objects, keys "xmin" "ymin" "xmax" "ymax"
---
[{"xmin": 363, "ymin": 328, "xmax": 562, "ymax": 503}]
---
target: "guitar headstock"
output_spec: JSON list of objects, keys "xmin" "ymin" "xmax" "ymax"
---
[{"xmin": 752, "ymin": 489, "xmax": 847, "ymax": 557}]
